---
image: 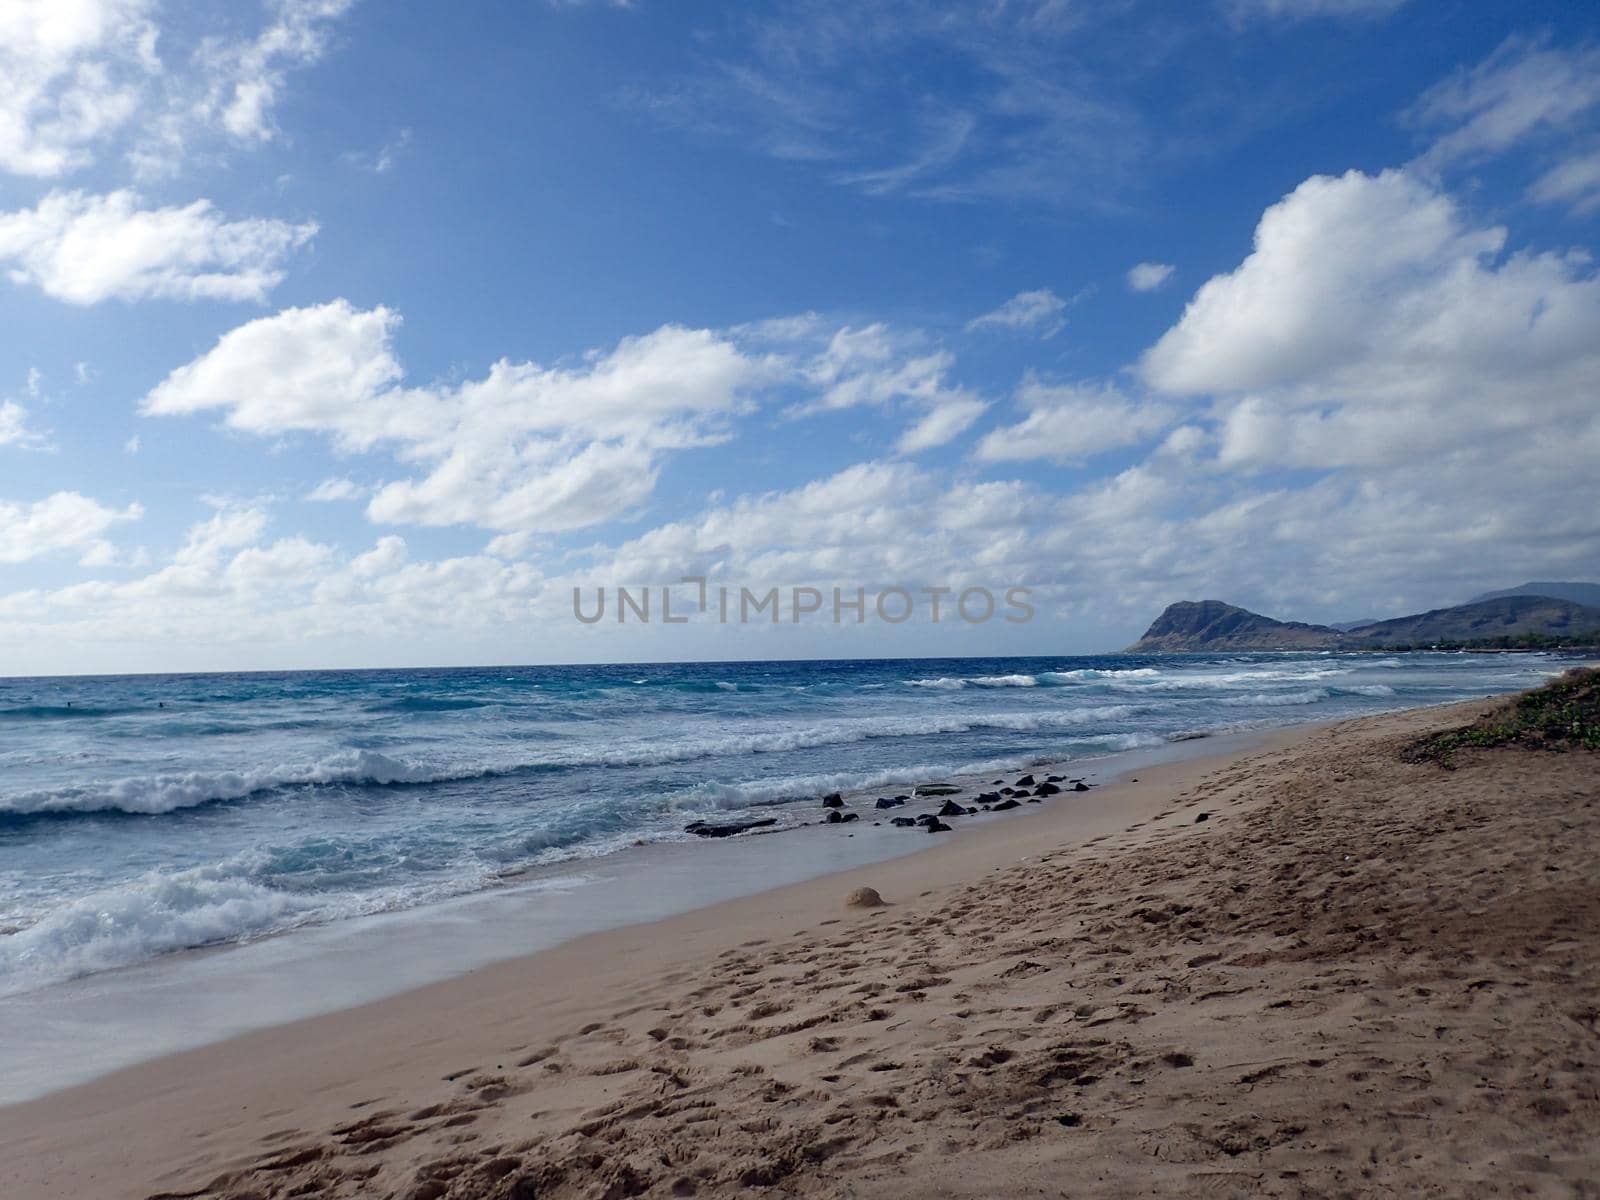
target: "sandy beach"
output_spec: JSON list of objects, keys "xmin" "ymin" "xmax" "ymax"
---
[{"xmin": 4, "ymin": 694, "xmax": 1596, "ymax": 1199}]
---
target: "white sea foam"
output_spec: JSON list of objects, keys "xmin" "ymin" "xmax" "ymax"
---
[
  {"xmin": 0, "ymin": 863, "xmax": 310, "ymax": 996},
  {"xmin": 0, "ymin": 749, "xmax": 470, "ymax": 817},
  {"xmin": 905, "ymin": 673, "xmax": 1040, "ymax": 689},
  {"xmin": 0, "ymin": 708, "xmax": 1143, "ymax": 816},
  {"xmin": 667, "ymin": 731, "xmax": 1163, "ymax": 815},
  {"xmin": 1220, "ymin": 688, "xmax": 1329, "ymax": 707},
  {"xmin": 1041, "ymin": 667, "xmax": 1161, "ymax": 681}
]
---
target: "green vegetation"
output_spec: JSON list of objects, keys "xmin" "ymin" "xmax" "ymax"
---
[
  {"xmin": 1368, "ymin": 631, "xmax": 1600, "ymax": 652},
  {"xmin": 1402, "ymin": 667, "xmax": 1600, "ymax": 767}
]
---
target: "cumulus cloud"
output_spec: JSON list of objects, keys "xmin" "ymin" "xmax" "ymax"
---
[
  {"xmin": 144, "ymin": 300, "xmax": 772, "ymax": 534},
  {"xmin": 1140, "ymin": 168, "xmax": 1600, "ymax": 473},
  {"xmin": 0, "ymin": 491, "xmax": 142, "ymax": 564},
  {"xmin": 0, "ymin": 399, "xmax": 49, "ymax": 449},
  {"xmin": 0, "ymin": 0, "xmax": 357, "ymax": 179},
  {"xmin": 1086, "ymin": 164, "xmax": 1600, "ymax": 617},
  {"xmin": 1126, "ymin": 261, "xmax": 1174, "ymax": 292},
  {"xmin": 975, "ymin": 379, "xmax": 1174, "ymax": 464},
  {"xmin": 965, "ymin": 288, "xmax": 1069, "ymax": 338},
  {"xmin": 0, "ymin": 0, "xmax": 159, "ymax": 176},
  {"xmin": 0, "ymin": 189, "xmax": 316, "ymax": 303},
  {"xmin": 0, "ymin": 503, "xmax": 542, "ymax": 664}
]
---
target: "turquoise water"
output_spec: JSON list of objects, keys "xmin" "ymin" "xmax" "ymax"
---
[{"xmin": 0, "ymin": 651, "xmax": 1565, "ymax": 995}]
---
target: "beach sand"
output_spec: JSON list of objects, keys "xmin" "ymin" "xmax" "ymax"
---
[{"xmin": 3, "ymin": 698, "xmax": 1596, "ymax": 1198}]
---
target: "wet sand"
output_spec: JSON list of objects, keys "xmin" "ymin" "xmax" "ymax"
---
[{"xmin": 3, "ymin": 699, "xmax": 1595, "ymax": 1198}]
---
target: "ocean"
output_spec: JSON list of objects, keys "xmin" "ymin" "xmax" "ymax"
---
[{"xmin": 0, "ymin": 651, "xmax": 1565, "ymax": 1002}]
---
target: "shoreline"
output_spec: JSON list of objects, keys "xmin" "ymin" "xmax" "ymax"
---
[
  {"xmin": 0, "ymin": 724, "xmax": 1270, "ymax": 1107},
  {"xmin": 1, "ymin": 721, "xmax": 1308, "ymax": 1192},
  {"xmin": 4, "ymin": 692, "xmax": 1595, "ymax": 1197}
]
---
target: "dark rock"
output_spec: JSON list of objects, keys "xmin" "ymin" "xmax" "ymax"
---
[
  {"xmin": 937, "ymin": 799, "xmax": 966, "ymax": 818},
  {"xmin": 1046, "ymin": 775, "xmax": 1064, "ymax": 783},
  {"xmin": 926, "ymin": 820, "xmax": 952, "ymax": 833},
  {"xmin": 894, "ymin": 794, "xmax": 909, "ymax": 801},
  {"xmin": 685, "ymin": 818, "xmax": 778, "ymax": 838},
  {"xmin": 1015, "ymin": 774, "xmax": 1036, "ymax": 787},
  {"xmin": 1072, "ymin": 782, "xmax": 1090, "ymax": 792},
  {"xmin": 914, "ymin": 813, "xmax": 936, "ymax": 826},
  {"xmin": 915, "ymin": 784, "xmax": 961, "ymax": 796},
  {"xmin": 1194, "ymin": 811, "xmax": 1210, "ymax": 823},
  {"xmin": 993, "ymin": 779, "xmax": 1005, "ymax": 785},
  {"xmin": 891, "ymin": 817, "xmax": 917, "ymax": 827},
  {"xmin": 1012, "ymin": 787, "xmax": 1032, "ymax": 797},
  {"xmin": 977, "ymin": 792, "xmax": 1001, "ymax": 802},
  {"xmin": 1001, "ymin": 787, "xmax": 1015, "ymax": 795},
  {"xmin": 840, "ymin": 811, "xmax": 860, "ymax": 823},
  {"xmin": 874, "ymin": 797, "xmax": 906, "ymax": 809},
  {"xmin": 1034, "ymin": 782, "xmax": 1061, "ymax": 795},
  {"xmin": 822, "ymin": 792, "xmax": 844, "ymax": 808},
  {"xmin": 1026, "ymin": 797, "xmax": 1041, "ymax": 803},
  {"xmin": 992, "ymin": 798, "xmax": 1021, "ymax": 811},
  {"xmin": 826, "ymin": 810, "xmax": 845, "ymax": 823},
  {"xmin": 965, "ymin": 806, "xmax": 978, "ymax": 815}
]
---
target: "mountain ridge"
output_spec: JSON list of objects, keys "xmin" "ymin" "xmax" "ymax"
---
[
  {"xmin": 1127, "ymin": 595, "xmax": 1600, "ymax": 653},
  {"xmin": 1468, "ymin": 581, "xmax": 1600, "ymax": 608}
]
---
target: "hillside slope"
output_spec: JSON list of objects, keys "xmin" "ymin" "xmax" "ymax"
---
[
  {"xmin": 1344, "ymin": 595, "xmax": 1600, "ymax": 647},
  {"xmin": 1125, "ymin": 601, "xmax": 1342, "ymax": 652},
  {"xmin": 1127, "ymin": 596, "xmax": 1600, "ymax": 652},
  {"xmin": 1469, "ymin": 581, "xmax": 1600, "ymax": 608}
]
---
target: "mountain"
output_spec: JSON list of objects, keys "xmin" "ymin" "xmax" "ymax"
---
[
  {"xmin": 1126, "ymin": 595, "xmax": 1600, "ymax": 652},
  {"xmin": 1468, "ymin": 581, "xmax": 1600, "ymax": 608},
  {"xmin": 1341, "ymin": 595, "xmax": 1600, "ymax": 647},
  {"xmin": 1329, "ymin": 618, "xmax": 1380, "ymax": 631},
  {"xmin": 1125, "ymin": 601, "xmax": 1342, "ymax": 653}
]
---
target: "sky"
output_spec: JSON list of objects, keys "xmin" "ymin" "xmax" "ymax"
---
[{"xmin": 1, "ymin": 0, "xmax": 1598, "ymax": 675}]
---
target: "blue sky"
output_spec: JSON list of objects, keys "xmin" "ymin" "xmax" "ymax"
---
[{"xmin": 1, "ymin": 0, "xmax": 1598, "ymax": 674}]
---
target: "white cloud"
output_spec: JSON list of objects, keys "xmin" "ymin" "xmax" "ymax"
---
[
  {"xmin": 200, "ymin": 0, "xmax": 357, "ymax": 145},
  {"xmin": 1528, "ymin": 147, "xmax": 1600, "ymax": 217},
  {"xmin": 0, "ymin": 504, "xmax": 543, "ymax": 663},
  {"xmin": 895, "ymin": 397, "xmax": 988, "ymax": 455},
  {"xmin": 975, "ymin": 379, "xmax": 1173, "ymax": 464},
  {"xmin": 965, "ymin": 288, "xmax": 1069, "ymax": 338},
  {"xmin": 123, "ymin": 434, "xmax": 140, "ymax": 454},
  {"xmin": 0, "ymin": 399, "xmax": 49, "ymax": 449},
  {"xmin": 1408, "ymin": 36, "xmax": 1600, "ymax": 172},
  {"xmin": 1126, "ymin": 261, "xmax": 1174, "ymax": 292},
  {"xmin": 0, "ymin": 0, "xmax": 358, "ymax": 180},
  {"xmin": 1226, "ymin": 0, "xmax": 1407, "ymax": 20},
  {"xmin": 0, "ymin": 491, "xmax": 141, "ymax": 564},
  {"xmin": 1140, "ymin": 168, "xmax": 1550, "ymax": 401},
  {"xmin": 0, "ymin": 0, "xmax": 159, "ymax": 177},
  {"xmin": 0, "ymin": 189, "xmax": 316, "ymax": 303},
  {"xmin": 144, "ymin": 301, "xmax": 771, "ymax": 534},
  {"xmin": 1138, "ymin": 169, "xmax": 1600, "ymax": 477},
  {"xmin": 342, "ymin": 127, "xmax": 411, "ymax": 174},
  {"xmin": 1101, "ymin": 164, "xmax": 1600, "ymax": 616},
  {"xmin": 306, "ymin": 477, "xmax": 367, "ymax": 502}
]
